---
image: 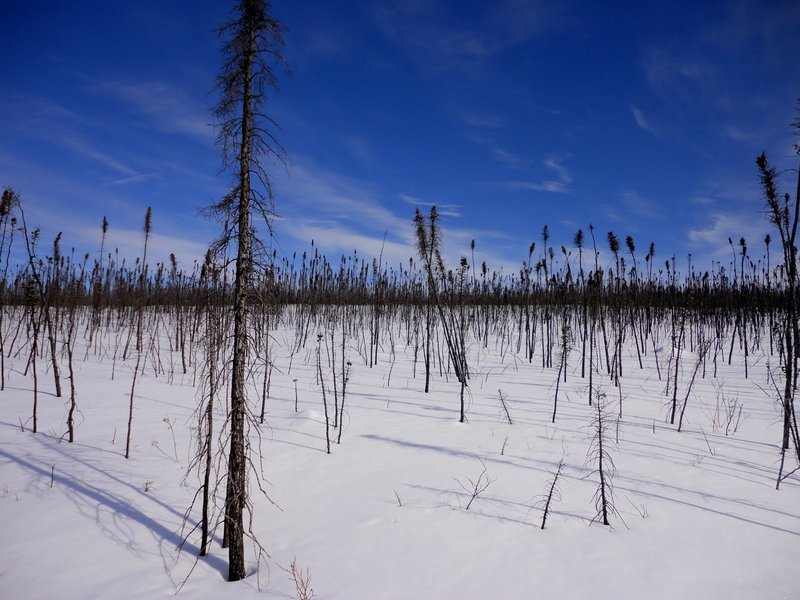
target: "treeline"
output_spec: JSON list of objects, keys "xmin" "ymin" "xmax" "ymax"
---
[{"xmin": 0, "ymin": 193, "xmax": 788, "ymax": 314}]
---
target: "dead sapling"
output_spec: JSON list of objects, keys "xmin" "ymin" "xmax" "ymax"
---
[
  {"xmin": 724, "ymin": 396, "xmax": 744, "ymax": 437},
  {"xmin": 282, "ymin": 557, "xmax": 315, "ymax": 600},
  {"xmin": 453, "ymin": 458, "xmax": 494, "ymax": 510},
  {"xmin": 126, "ymin": 206, "xmax": 152, "ymax": 460},
  {"xmin": 552, "ymin": 322, "xmax": 571, "ymax": 423},
  {"xmin": 317, "ymin": 334, "xmax": 331, "ymax": 454},
  {"xmin": 677, "ymin": 341, "xmax": 710, "ymax": 432},
  {"xmin": 537, "ymin": 458, "xmax": 565, "ymax": 530},
  {"xmin": 337, "ymin": 361, "xmax": 351, "ymax": 445},
  {"xmin": 624, "ymin": 496, "xmax": 649, "ymax": 519},
  {"xmin": 497, "ymin": 388, "xmax": 513, "ymax": 425},
  {"xmin": 667, "ymin": 310, "xmax": 686, "ymax": 425},
  {"xmin": 700, "ymin": 427, "xmax": 717, "ymax": 456},
  {"xmin": 152, "ymin": 415, "xmax": 180, "ymax": 463},
  {"xmin": 586, "ymin": 390, "xmax": 619, "ymax": 526}
]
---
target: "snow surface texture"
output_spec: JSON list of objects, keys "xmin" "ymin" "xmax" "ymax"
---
[{"xmin": 1, "ymin": 311, "xmax": 798, "ymax": 599}]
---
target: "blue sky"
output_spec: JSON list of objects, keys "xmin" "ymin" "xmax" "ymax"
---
[{"xmin": 1, "ymin": 0, "xmax": 798, "ymax": 278}]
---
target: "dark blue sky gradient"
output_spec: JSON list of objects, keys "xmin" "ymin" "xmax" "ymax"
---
[{"xmin": 1, "ymin": 1, "xmax": 798, "ymax": 277}]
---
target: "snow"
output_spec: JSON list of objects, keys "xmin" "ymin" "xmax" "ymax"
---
[{"xmin": 1, "ymin": 310, "xmax": 798, "ymax": 599}]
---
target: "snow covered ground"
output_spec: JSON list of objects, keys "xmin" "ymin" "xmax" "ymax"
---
[{"xmin": 1, "ymin": 312, "xmax": 798, "ymax": 599}]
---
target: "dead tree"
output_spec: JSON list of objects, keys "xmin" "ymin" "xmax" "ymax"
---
[
  {"xmin": 208, "ymin": 0, "xmax": 287, "ymax": 581},
  {"xmin": 125, "ymin": 207, "xmax": 151, "ymax": 460},
  {"xmin": 539, "ymin": 459, "xmax": 564, "ymax": 530},
  {"xmin": 18, "ymin": 197, "xmax": 63, "ymax": 401},
  {"xmin": 0, "ymin": 191, "xmax": 17, "ymax": 392},
  {"xmin": 757, "ymin": 143, "xmax": 800, "ymax": 487},
  {"xmin": 453, "ymin": 459, "xmax": 493, "ymax": 510},
  {"xmin": 552, "ymin": 321, "xmax": 571, "ymax": 423},
  {"xmin": 588, "ymin": 391, "xmax": 617, "ymax": 526},
  {"xmin": 413, "ymin": 207, "xmax": 470, "ymax": 421}
]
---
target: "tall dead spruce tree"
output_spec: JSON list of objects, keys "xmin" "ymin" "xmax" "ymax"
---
[
  {"xmin": 756, "ymin": 118, "xmax": 800, "ymax": 487},
  {"xmin": 210, "ymin": 0, "xmax": 286, "ymax": 582},
  {"xmin": 414, "ymin": 207, "xmax": 470, "ymax": 421}
]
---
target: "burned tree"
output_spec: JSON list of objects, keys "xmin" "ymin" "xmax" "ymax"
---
[
  {"xmin": 757, "ymin": 131, "xmax": 800, "ymax": 487},
  {"xmin": 413, "ymin": 207, "xmax": 470, "ymax": 422},
  {"xmin": 207, "ymin": 0, "xmax": 287, "ymax": 581}
]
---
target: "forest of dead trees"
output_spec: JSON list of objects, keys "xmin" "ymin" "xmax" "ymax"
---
[
  {"xmin": 1, "ymin": 153, "xmax": 800, "ymax": 586},
  {"xmin": 0, "ymin": 185, "xmax": 798, "ymax": 482}
]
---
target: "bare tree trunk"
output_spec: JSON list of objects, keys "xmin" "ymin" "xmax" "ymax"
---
[
  {"xmin": 225, "ymin": 18, "xmax": 256, "ymax": 581},
  {"xmin": 66, "ymin": 307, "xmax": 78, "ymax": 442},
  {"xmin": 424, "ymin": 301, "xmax": 431, "ymax": 393},
  {"xmin": 200, "ymin": 295, "xmax": 218, "ymax": 556},
  {"xmin": 125, "ymin": 208, "xmax": 151, "ymax": 460},
  {"xmin": 29, "ymin": 304, "xmax": 39, "ymax": 433},
  {"xmin": 226, "ymin": 138, "xmax": 251, "ymax": 585}
]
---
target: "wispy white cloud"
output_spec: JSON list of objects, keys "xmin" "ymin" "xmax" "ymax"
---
[
  {"xmin": 4, "ymin": 95, "xmax": 84, "ymax": 124},
  {"xmin": 58, "ymin": 135, "xmax": 140, "ymax": 177},
  {"xmin": 76, "ymin": 226, "xmax": 210, "ymax": 269},
  {"xmin": 276, "ymin": 160, "xmax": 409, "ymax": 234},
  {"xmin": 507, "ymin": 181, "xmax": 567, "ymax": 193},
  {"xmin": 704, "ymin": 1, "xmax": 800, "ymax": 63},
  {"xmin": 1, "ymin": 92, "xmax": 158, "ymax": 185},
  {"xmin": 2, "ymin": 190, "xmax": 211, "ymax": 271},
  {"xmin": 460, "ymin": 112, "xmax": 507, "ymax": 128},
  {"xmin": 620, "ymin": 189, "xmax": 663, "ymax": 220},
  {"xmin": 270, "ymin": 158, "xmax": 521, "ymax": 273},
  {"xmin": 285, "ymin": 216, "xmax": 518, "ymax": 276},
  {"xmin": 638, "ymin": 2, "xmax": 800, "ymax": 150},
  {"xmin": 602, "ymin": 190, "xmax": 665, "ymax": 235},
  {"xmin": 503, "ymin": 155, "xmax": 572, "ymax": 193},
  {"xmin": 304, "ymin": 28, "xmax": 349, "ymax": 58},
  {"xmin": 492, "ymin": 148, "xmax": 522, "ymax": 166},
  {"xmin": 641, "ymin": 47, "xmax": 712, "ymax": 104},
  {"xmin": 400, "ymin": 194, "xmax": 461, "ymax": 217},
  {"xmin": 687, "ymin": 211, "xmax": 771, "ymax": 268},
  {"xmin": 372, "ymin": 0, "xmax": 563, "ymax": 72},
  {"xmin": 91, "ymin": 80, "xmax": 213, "ymax": 142},
  {"xmin": 631, "ymin": 106, "xmax": 655, "ymax": 133},
  {"xmin": 286, "ymin": 220, "xmax": 413, "ymax": 268},
  {"xmin": 343, "ymin": 137, "xmax": 378, "ymax": 168},
  {"xmin": 723, "ymin": 124, "xmax": 757, "ymax": 142},
  {"xmin": 543, "ymin": 157, "xmax": 571, "ymax": 185},
  {"xmin": 108, "ymin": 173, "xmax": 158, "ymax": 186}
]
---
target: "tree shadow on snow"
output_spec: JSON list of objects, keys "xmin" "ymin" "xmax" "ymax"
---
[
  {"xmin": 360, "ymin": 433, "xmax": 560, "ymax": 476},
  {"xmin": 0, "ymin": 445, "xmax": 229, "ymax": 583}
]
